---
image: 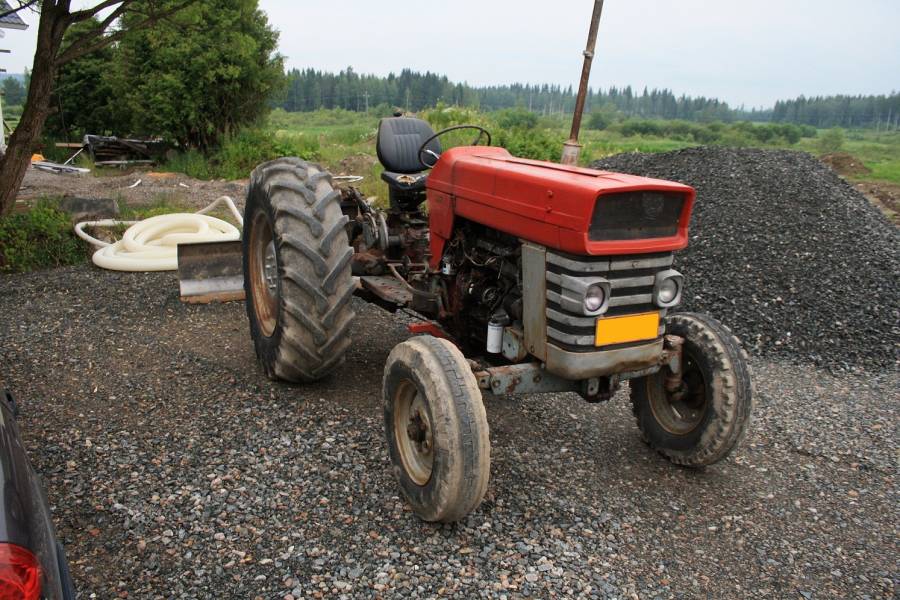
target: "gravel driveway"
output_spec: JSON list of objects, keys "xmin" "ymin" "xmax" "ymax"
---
[{"xmin": 0, "ymin": 266, "xmax": 896, "ymax": 599}]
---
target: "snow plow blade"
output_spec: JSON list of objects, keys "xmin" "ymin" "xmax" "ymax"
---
[{"xmin": 177, "ymin": 240, "xmax": 245, "ymax": 304}]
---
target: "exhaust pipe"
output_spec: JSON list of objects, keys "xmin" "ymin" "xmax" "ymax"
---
[{"xmin": 561, "ymin": 0, "xmax": 606, "ymax": 166}]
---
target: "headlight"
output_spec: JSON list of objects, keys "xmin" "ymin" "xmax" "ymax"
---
[
  {"xmin": 554, "ymin": 275, "xmax": 610, "ymax": 315},
  {"xmin": 653, "ymin": 270, "xmax": 684, "ymax": 308},
  {"xmin": 584, "ymin": 284, "xmax": 607, "ymax": 313}
]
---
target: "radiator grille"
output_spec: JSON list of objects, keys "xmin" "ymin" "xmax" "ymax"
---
[{"xmin": 545, "ymin": 251, "xmax": 671, "ymax": 352}]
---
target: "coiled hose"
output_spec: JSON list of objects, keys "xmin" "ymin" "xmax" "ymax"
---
[{"xmin": 74, "ymin": 196, "xmax": 243, "ymax": 272}]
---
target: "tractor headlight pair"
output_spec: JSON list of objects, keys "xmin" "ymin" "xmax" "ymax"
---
[{"xmin": 653, "ymin": 270, "xmax": 684, "ymax": 308}]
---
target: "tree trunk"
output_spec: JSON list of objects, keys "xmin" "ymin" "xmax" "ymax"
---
[{"xmin": 0, "ymin": 9, "xmax": 65, "ymax": 217}]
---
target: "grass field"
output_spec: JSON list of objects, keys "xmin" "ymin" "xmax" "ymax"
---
[{"xmin": 264, "ymin": 108, "xmax": 900, "ymax": 203}]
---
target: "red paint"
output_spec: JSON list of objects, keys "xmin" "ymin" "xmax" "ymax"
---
[
  {"xmin": 0, "ymin": 543, "xmax": 41, "ymax": 600},
  {"xmin": 407, "ymin": 322, "xmax": 450, "ymax": 340},
  {"xmin": 427, "ymin": 146, "xmax": 696, "ymax": 268}
]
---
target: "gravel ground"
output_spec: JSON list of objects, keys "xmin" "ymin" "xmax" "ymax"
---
[
  {"xmin": 0, "ymin": 265, "xmax": 896, "ymax": 599},
  {"xmin": 16, "ymin": 168, "xmax": 247, "ymax": 212},
  {"xmin": 593, "ymin": 148, "xmax": 900, "ymax": 373}
]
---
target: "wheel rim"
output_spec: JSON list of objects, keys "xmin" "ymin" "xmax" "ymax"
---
[
  {"xmin": 249, "ymin": 213, "xmax": 278, "ymax": 337},
  {"xmin": 393, "ymin": 380, "xmax": 434, "ymax": 486},
  {"xmin": 649, "ymin": 350, "xmax": 708, "ymax": 435}
]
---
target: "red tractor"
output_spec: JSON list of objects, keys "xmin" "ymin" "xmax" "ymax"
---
[{"xmin": 241, "ymin": 118, "xmax": 753, "ymax": 522}]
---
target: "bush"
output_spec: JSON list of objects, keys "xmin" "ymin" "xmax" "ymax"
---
[
  {"xmin": 818, "ymin": 128, "xmax": 846, "ymax": 154},
  {"xmin": 165, "ymin": 128, "xmax": 320, "ymax": 180},
  {"xmin": 494, "ymin": 127, "xmax": 560, "ymax": 161},
  {"xmin": 619, "ymin": 119, "xmax": 664, "ymax": 137},
  {"xmin": 587, "ymin": 111, "xmax": 612, "ymax": 131},
  {"xmin": 0, "ymin": 201, "xmax": 87, "ymax": 273},
  {"xmin": 495, "ymin": 108, "xmax": 538, "ymax": 130}
]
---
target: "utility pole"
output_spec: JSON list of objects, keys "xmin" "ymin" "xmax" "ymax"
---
[
  {"xmin": 0, "ymin": 46, "xmax": 8, "ymax": 153},
  {"xmin": 364, "ymin": 90, "xmax": 370, "ymax": 112},
  {"xmin": 561, "ymin": 0, "xmax": 605, "ymax": 165}
]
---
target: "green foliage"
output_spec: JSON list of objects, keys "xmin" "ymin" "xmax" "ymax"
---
[
  {"xmin": 492, "ymin": 128, "xmax": 561, "ymax": 161},
  {"xmin": 817, "ymin": 128, "xmax": 846, "ymax": 154},
  {"xmin": 46, "ymin": 0, "xmax": 284, "ymax": 148},
  {"xmin": 0, "ymin": 201, "xmax": 86, "ymax": 273},
  {"xmin": 164, "ymin": 128, "xmax": 319, "ymax": 179},
  {"xmin": 587, "ymin": 111, "xmax": 612, "ymax": 131},
  {"xmin": 1, "ymin": 78, "xmax": 26, "ymax": 106},
  {"xmin": 46, "ymin": 19, "xmax": 117, "ymax": 138},
  {"xmin": 421, "ymin": 104, "xmax": 485, "ymax": 130},
  {"xmin": 615, "ymin": 119, "xmax": 813, "ymax": 147},
  {"xmin": 113, "ymin": 0, "xmax": 284, "ymax": 149},
  {"xmin": 495, "ymin": 108, "xmax": 538, "ymax": 130}
]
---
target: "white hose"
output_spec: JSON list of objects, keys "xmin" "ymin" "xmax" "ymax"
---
[{"xmin": 74, "ymin": 196, "xmax": 244, "ymax": 272}]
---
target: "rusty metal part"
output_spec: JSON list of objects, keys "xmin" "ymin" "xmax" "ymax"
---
[
  {"xmin": 663, "ymin": 334, "xmax": 686, "ymax": 396},
  {"xmin": 561, "ymin": 0, "xmax": 606, "ymax": 165},
  {"xmin": 358, "ymin": 276, "xmax": 412, "ymax": 307},
  {"xmin": 651, "ymin": 341, "xmax": 708, "ymax": 436},
  {"xmin": 474, "ymin": 363, "xmax": 580, "ymax": 396},
  {"xmin": 580, "ymin": 376, "xmax": 620, "ymax": 403},
  {"xmin": 387, "ymin": 264, "xmax": 440, "ymax": 300},
  {"xmin": 501, "ymin": 326, "xmax": 529, "ymax": 362},
  {"xmin": 177, "ymin": 240, "xmax": 245, "ymax": 304},
  {"xmin": 544, "ymin": 338, "xmax": 664, "ymax": 380},
  {"xmin": 246, "ymin": 214, "xmax": 278, "ymax": 333},
  {"xmin": 392, "ymin": 380, "xmax": 433, "ymax": 486}
]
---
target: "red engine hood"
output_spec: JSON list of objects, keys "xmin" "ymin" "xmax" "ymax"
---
[{"xmin": 426, "ymin": 146, "xmax": 695, "ymax": 256}]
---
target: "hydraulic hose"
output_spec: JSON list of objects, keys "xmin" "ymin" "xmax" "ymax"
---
[{"xmin": 74, "ymin": 196, "xmax": 243, "ymax": 272}]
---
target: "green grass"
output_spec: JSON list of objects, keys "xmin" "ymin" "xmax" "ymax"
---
[
  {"xmin": 0, "ymin": 198, "xmax": 88, "ymax": 273},
  {"xmin": 261, "ymin": 110, "xmax": 900, "ymax": 202},
  {"xmin": 115, "ymin": 107, "xmax": 900, "ymax": 201}
]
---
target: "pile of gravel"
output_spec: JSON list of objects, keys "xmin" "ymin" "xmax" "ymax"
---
[{"xmin": 592, "ymin": 147, "xmax": 900, "ymax": 372}]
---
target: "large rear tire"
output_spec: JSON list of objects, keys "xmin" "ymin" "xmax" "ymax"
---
[
  {"xmin": 630, "ymin": 313, "xmax": 753, "ymax": 466},
  {"xmin": 383, "ymin": 336, "xmax": 491, "ymax": 523},
  {"xmin": 243, "ymin": 157, "xmax": 355, "ymax": 382}
]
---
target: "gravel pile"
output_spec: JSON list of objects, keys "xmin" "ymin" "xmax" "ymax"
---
[
  {"xmin": 592, "ymin": 147, "xmax": 900, "ymax": 372},
  {"xmin": 1, "ymin": 265, "xmax": 897, "ymax": 598}
]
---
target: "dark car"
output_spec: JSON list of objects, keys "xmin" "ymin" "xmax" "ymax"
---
[{"xmin": 0, "ymin": 388, "xmax": 75, "ymax": 599}]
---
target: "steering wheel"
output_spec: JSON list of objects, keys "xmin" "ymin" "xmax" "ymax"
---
[{"xmin": 417, "ymin": 125, "xmax": 492, "ymax": 169}]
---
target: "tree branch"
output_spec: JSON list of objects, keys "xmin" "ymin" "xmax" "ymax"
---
[
  {"xmin": 0, "ymin": 0, "xmax": 39, "ymax": 20},
  {"xmin": 66, "ymin": 0, "xmax": 127, "ymax": 23},
  {"xmin": 55, "ymin": 0, "xmax": 198, "ymax": 66}
]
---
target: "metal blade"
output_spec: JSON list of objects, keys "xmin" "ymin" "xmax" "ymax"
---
[{"xmin": 177, "ymin": 240, "xmax": 245, "ymax": 304}]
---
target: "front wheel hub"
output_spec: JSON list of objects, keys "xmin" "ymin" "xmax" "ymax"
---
[
  {"xmin": 393, "ymin": 382, "xmax": 434, "ymax": 486},
  {"xmin": 651, "ymin": 353, "xmax": 708, "ymax": 435}
]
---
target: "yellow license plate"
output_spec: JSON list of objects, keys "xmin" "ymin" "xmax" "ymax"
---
[{"xmin": 595, "ymin": 312, "xmax": 660, "ymax": 346}]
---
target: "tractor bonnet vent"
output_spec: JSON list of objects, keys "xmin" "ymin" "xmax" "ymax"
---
[{"xmin": 589, "ymin": 191, "xmax": 685, "ymax": 241}]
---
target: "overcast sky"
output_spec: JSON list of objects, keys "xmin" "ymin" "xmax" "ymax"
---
[{"xmin": 1, "ymin": 0, "xmax": 898, "ymax": 108}]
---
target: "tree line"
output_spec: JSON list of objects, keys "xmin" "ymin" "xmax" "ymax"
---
[
  {"xmin": 769, "ymin": 94, "xmax": 900, "ymax": 130},
  {"xmin": 278, "ymin": 67, "xmax": 899, "ymax": 130}
]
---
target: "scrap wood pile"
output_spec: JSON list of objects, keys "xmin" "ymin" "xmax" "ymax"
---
[
  {"xmin": 83, "ymin": 135, "xmax": 169, "ymax": 166},
  {"xmin": 592, "ymin": 147, "xmax": 900, "ymax": 372}
]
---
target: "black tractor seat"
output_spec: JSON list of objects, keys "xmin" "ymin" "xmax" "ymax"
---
[{"xmin": 376, "ymin": 117, "xmax": 441, "ymax": 196}]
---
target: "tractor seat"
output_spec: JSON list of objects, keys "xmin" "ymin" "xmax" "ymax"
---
[{"xmin": 376, "ymin": 117, "xmax": 441, "ymax": 193}]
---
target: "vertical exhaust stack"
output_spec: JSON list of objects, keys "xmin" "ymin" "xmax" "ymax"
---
[{"xmin": 561, "ymin": 0, "xmax": 606, "ymax": 166}]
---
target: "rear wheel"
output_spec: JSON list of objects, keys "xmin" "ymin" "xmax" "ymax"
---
[
  {"xmin": 243, "ymin": 157, "xmax": 355, "ymax": 382},
  {"xmin": 383, "ymin": 336, "xmax": 491, "ymax": 522},
  {"xmin": 630, "ymin": 313, "xmax": 753, "ymax": 466}
]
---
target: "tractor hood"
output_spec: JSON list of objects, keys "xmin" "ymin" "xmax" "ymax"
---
[{"xmin": 426, "ymin": 146, "xmax": 696, "ymax": 256}]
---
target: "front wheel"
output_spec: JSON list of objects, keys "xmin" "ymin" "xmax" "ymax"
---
[
  {"xmin": 631, "ymin": 313, "xmax": 753, "ymax": 466},
  {"xmin": 383, "ymin": 336, "xmax": 491, "ymax": 522}
]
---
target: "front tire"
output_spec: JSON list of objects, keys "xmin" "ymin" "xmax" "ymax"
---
[
  {"xmin": 243, "ymin": 157, "xmax": 355, "ymax": 382},
  {"xmin": 383, "ymin": 336, "xmax": 491, "ymax": 522},
  {"xmin": 631, "ymin": 313, "xmax": 753, "ymax": 466}
]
